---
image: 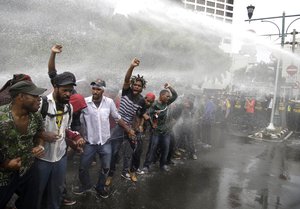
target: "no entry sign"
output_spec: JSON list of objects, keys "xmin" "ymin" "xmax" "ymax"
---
[{"xmin": 286, "ymin": 65, "xmax": 298, "ymax": 76}]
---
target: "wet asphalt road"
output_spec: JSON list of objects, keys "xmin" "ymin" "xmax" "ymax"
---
[{"xmin": 63, "ymin": 127, "xmax": 300, "ymax": 209}]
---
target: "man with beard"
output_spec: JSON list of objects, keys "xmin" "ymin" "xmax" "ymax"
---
[
  {"xmin": 73, "ymin": 79, "xmax": 134, "ymax": 198},
  {"xmin": 47, "ymin": 44, "xmax": 86, "ymax": 206},
  {"xmin": 106, "ymin": 58, "xmax": 146, "ymax": 185},
  {"xmin": 0, "ymin": 80, "xmax": 46, "ymax": 209},
  {"xmin": 33, "ymin": 50, "xmax": 85, "ymax": 209}
]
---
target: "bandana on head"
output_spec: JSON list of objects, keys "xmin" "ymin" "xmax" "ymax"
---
[{"xmin": 145, "ymin": 92, "xmax": 155, "ymax": 101}]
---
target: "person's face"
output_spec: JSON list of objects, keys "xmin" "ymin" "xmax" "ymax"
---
[
  {"xmin": 160, "ymin": 92, "xmax": 171, "ymax": 104},
  {"xmin": 145, "ymin": 96, "xmax": 155, "ymax": 108},
  {"xmin": 92, "ymin": 87, "xmax": 104, "ymax": 100},
  {"xmin": 21, "ymin": 93, "xmax": 41, "ymax": 112},
  {"xmin": 132, "ymin": 81, "xmax": 143, "ymax": 95},
  {"xmin": 54, "ymin": 85, "xmax": 74, "ymax": 104}
]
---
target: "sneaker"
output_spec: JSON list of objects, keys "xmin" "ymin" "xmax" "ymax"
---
[
  {"xmin": 178, "ymin": 148, "xmax": 186, "ymax": 153},
  {"xmin": 73, "ymin": 187, "xmax": 91, "ymax": 195},
  {"xmin": 167, "ymin": 159, "xmax": 175, "ymax": 165},
  {"xmin": 62, "ymin": 198, "xmax": 76, "ymax": 206},
  {"xmin": 161, "ymin": 165, "xmax": 170, "ymax": 172},
  {"xmin": 174, "ymin": 150, "xmax": 182, "ymax": 157},
  {"xmin": 192, "ymin": 154, "xmax": 198, "ymax": 160},
  {"xmin": 105, "ymin": 176, "xmax": 113, "ymax": 186},
  {"xmin": 173, "ymin": 156, "xmax": 181, "ymax": 160},
  {"xmin": 136, "ymin": 168, "xmax": 145, "ymax": 175},
  {"xmin": 129, "ymin": 172, "xmax": 138, "ymax": 182},
  {"xmin": 96, "ymin": 189, "xmax": 109, "ymax": 199},
  {"xmin": 121, "ymin": 172, "xmax": 131, "ymax": 180},
  {"xmin": 142, "ymin": 167, "xmax": 149, "ymax": 173}
]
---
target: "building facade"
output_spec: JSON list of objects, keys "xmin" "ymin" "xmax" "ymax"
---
[{"xmin": 183, "ymin": 0, "xmax": 234, "ymax": 23}]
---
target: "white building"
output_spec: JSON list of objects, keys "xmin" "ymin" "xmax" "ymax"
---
[{"xmin": 183, "ymin": 0, "xmax": 234, "ymax": 24}]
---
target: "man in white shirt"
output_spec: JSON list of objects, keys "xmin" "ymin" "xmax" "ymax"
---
[
  {"xmin": 73, "ymin": 79, "xmax": 134, "ymax": 198},
  {"xmin": 33, "ymin": 70, "xmax": 85, "ymax": 209}
]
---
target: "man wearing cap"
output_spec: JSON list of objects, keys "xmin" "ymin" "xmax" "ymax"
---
[
  {"xmin": 73, "ymin": 79, "xmax": 134, "ymax": 198},
  {"xmin": 33, "ymin": 55, "xmax": 85, "ymax": 209},
  {"xmin": 37, "ymin": 44, "xmax": 86, "ymax": 207},
  {"xmin": 0, "ymin": 80, "xmax": 46, "ymax": 209},
  {"xmin": 48, "ymin": 44, "xmax": 87, "ymax": 137}
]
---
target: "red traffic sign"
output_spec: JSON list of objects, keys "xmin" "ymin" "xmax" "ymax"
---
[{"xmin": 286, "ymin": 65, "xmax": 298, "ymax": 76}]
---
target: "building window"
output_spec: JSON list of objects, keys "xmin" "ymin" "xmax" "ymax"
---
[
  {"xmin": 207, "ymin": 1, "xmax": 215, "ymax": 7},
  {"xmin": 226, "ymin": 0, "xmax": 234, "ymax": 4},
  {"xmin": 216, "ymin": 10, "xmax": 224, "ymax": 15},
  {"xmin": 225, "ymin": 19, "xmax": 233, "ymax": 23},
  {"xmin": 186, "ymin": 0, "xmax": 196, "ymax": 2},
  {"xmin": 225, "ymin": 12, "xmax": 233, "ymax": 17},
  {"xmin": 216, "ymin": 17, "xmax": 224, "ymax": 21},
  {"xmin": 216, "ymin": 3, "xmax": 224, "ymax": 9},
  {"xmin": 217, "ymin": 0, "xmax": 225, "ymax": 2},
  {"xmin": 207, "ymin": 8, "xmax": 215, "ymax": 14},
  {"xmin": 197, "ymin": 0, "xmax": 205, "ymax": 5},
  {"xmin": 197, "ymin": 6, "xmax": 205, "ymax": 11},
  {"xmin": 226, "ymin": 5, "xmax": 233, "ymax": 11},
  {"xmin": 186, "ymin": 4, "xmax": 195, "ymax": 10}
]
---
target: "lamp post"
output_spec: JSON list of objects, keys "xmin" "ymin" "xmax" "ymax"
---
[{"xmin": 245, "ymin": 6, "xmax": 300, "ymax": 130}]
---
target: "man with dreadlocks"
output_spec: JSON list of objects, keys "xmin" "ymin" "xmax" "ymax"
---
[{"xmin": 106, "ymin": 58, "xmax": 147, "ymax": 186}]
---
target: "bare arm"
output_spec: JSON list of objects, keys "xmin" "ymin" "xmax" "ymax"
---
[
  {"xmin": 123, "ymin": 58, "xmax": 140, "ymax": 90},
  {"xmin": 48, "ymin": 44, "xmax": 62, "ymax": 84},
  {"xmin": 139, "ymin": 116, "xmax": 145, "ymax": 132},
  {"xmin": 165, "ymin": 83, "xmax": 178, "ymax": 105},
  {"xmin": 116, "ymin": 118, "xmax": 136, "ymax": 139},
  {"xmin": 39, "ymin": 131, "xmax": 60, "ymax": 142},
  {"xmin": 0, "ymin": 157, "xmax": 22, "ymax": 170},
  {"xmin": 32, "ymin": 132, "xmax": 45, "ymax": 158}
]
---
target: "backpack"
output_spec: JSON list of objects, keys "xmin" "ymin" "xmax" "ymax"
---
[{"xmin": 40, "ymin": 96, "xmax": 72, "ymax": 119}]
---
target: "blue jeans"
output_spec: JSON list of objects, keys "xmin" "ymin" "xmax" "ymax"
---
[
  {"xmin": 131, "ymin": 133, "xmax": 143, "ymax": 170},
  {"xmin": 33, "ymin": 155, "xmax": 67, "ymax": 209},
  {"xmin": 144, "ymin": 132, "xmax": 171, "ymax": 168},
  {"xmin": 78, "ymin": 142, "xmax": 111, "ymax": 192},
  {"xmin": 109, "ymin": 125, "xmax": 137, "ymax": 176}
]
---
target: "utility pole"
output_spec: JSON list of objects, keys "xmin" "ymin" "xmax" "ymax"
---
[{"xmin": 245, "ymin": 6, "xmax": 300, "ymax": 130}]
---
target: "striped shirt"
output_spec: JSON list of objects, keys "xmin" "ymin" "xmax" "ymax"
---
[{"xmin": 118, "ymin": 87, "xmax": 145, "ymax": 125}]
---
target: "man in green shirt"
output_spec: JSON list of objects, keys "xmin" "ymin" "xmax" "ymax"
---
[
  {"xmin": 0, "ymin": 80, "xmax": 46, "ymax": 209},
  {"xmin": 143, "ymin": 83, "xmax": 177, "ymax": 172}
]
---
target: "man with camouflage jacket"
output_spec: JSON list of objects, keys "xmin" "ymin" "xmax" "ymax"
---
[{"xmin": 0, "ymin": 80, "xmax": 46, "ymax": 209}]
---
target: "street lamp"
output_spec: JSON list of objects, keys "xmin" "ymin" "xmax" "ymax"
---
[
  {"xmin": 246, "ymin": 5, "xmax": 255, "ymax": 20},
  {"xmin": 245, "ymin": 6, "xmax": 300, "ymax": 130}
]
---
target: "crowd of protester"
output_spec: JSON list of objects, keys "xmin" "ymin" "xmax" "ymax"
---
[{"xmin": 1, "ymin": 44, "xmax": 299, "ymax": 209}]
